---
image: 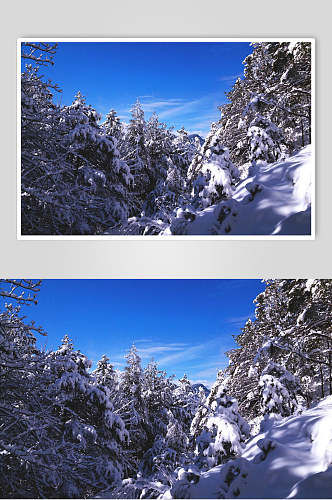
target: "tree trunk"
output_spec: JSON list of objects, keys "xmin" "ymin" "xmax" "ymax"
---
[
  {"xmin": 319, "ymin": 364, "xmax": 325, "ymax": 398},
  {"xmin": 328, "ymin": 339, "xmax": 332, "ymax": 395}
]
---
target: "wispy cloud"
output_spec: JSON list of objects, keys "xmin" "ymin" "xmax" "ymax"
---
[
  {"xmin": 138, "ymin": 97, "xmax": 185, "ymax": 113},
  {"xmin": 157, "ymin": 97, "xmax": 208, "ymax": 120},
  {"xmin": 157, "ymin": 338, "xmax": 224, "ymax": 367},
  {"xmin": 117, "ymin": 97, "xmax": 187, "ymax": 117},
  {"xmin": 226, "ymin": 314, "xmax": 254, "ymax": 324},
  {"xmin": 218, "ymin": 74, "xmax": 242, "ymax": 82},
  {"xmin": 134, "ymin": 338, "xmax": 157, "ymax": 344},
  {"xmin": 137, "ymin": 343, "xmax": 189, "ymax": 359},
  {"xmin": 193, "ymin": 366, "xmax": 222, "ymax": 379}
]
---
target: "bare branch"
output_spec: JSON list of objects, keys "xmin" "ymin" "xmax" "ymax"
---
[
  {"xmin": 0, "ymin": 279, "xmax": 42, "ymax": 305},
  {"xmin": 21, "ymin": 42, "xmax": 58, "ymax": 67}
]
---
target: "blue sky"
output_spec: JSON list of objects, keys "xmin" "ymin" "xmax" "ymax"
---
[
  {"xmin": 29, "ymin": 41, "xmax": 252, "ymax": 136},
  {"xmin": 21, "ymin": 279, "xmax": 265, "ymax": 387}
]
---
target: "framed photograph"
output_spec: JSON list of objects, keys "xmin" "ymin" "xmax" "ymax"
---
[
  {"xmin": 2, "ymin": 278, "xmax": 331, "ymax": 499},
  {"xmin": 18, "ymin": 38, "xmax": 315, "ymax": 239}
]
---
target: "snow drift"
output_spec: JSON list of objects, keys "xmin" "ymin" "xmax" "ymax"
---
[
  {"xmin": 162, "ymin": 396, "xmax": 332, "ymax": 499},
  {"xmin": 163, "ymin": 145, "xmax": 312, "ymax": 236}
]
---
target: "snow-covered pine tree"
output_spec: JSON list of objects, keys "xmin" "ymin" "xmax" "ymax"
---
[
  {"xmin": 191, "ymin": 371, "xmax": 250, "ymax": 469},
  {"xmin": 145, "ymin": 113, "xmax": 172, "ymax": 177},
  {"xmin": 140, "ymin": 362, "xmax": 189, "ymax": 482},
  {"xmin": 60, "ymin": 91, "xmax": 133, "ymax": 232},
  {"xmin": 142, "ymin": 114, "xmax": 184, "ymax": 221},
  {"xmin": 120, "ymin": 344, "xmax": 150, "ymax": 469},
  {"xmin": 0, "ymin": 280, "xmax": 61, "ymax": 498},
  {"xmin": 188, "ymin": 125, "xmax": 239, "ymax": 209},
  {"xmin": 144, "ymin": 410, "xmax": 189, "ymax": 483},
  {"xmin": 226, "ymin": 318, "xmax": 265, "ymax": 421},
  {"xmin": 142, "ymin": 361, "xmax": 174, "ymax": 441},
  {"xmin": 21, "ymin": 42, "xmax": 132, "ymax": 235},
  {"xmin": 218, "ymin": 42, "xmax": 311, "ymax": 166},
  {"xmin": 260, "ymin": 42, "xmax": 312, "ymax": 151},
  {"xmin": 93, "ymin": 354, "xmax": 119, "ymax": 392},
  {"xmin": 103, "ymin": 109, "xmax": 123, "ymax": 143},
  {"xmin": 171, "ymin": 127, "xmax": 198, "ymax": 172},
  {"xmin": 243, "ymin": 95, "xmax": 284, "ymax": 166},
  {"xmin": 122, "ymin": 99, "xmax": 152, "ymax": 210},
  {"xmin": 258, "ymin": 362, "xmax": 300, "ymax": 421},
  {"xmin": 21, "ymin": 59, "xmax": 64, "ymax": 235},
  {"xmin": 46, "ymin": 335, "xmax": 128, "ymax": 496},
  {"xmin": 279, "ymin": 279, "xmax": 332, "ymax": 402},
  {"xmin": 225, "ymin": 281, "xmax": 301, "ymax": 421},
  {"xmin": 172, "ymin": 374, "xmax": 197, "ymax": 436},
  {"xmin": 217, "ymin": 77, "xmax": 250, "ymax": 167},
  {"xmin": 225, "ymin": 280, "xmax": 332, "ymax": 424}
]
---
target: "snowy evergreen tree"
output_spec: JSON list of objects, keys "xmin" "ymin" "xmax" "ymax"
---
[
  {"xmin": 258, "ymin": 362, "xmax": 300, "ymax": 420},
  {"xmin": 122, "ymin": 99, "xmax": 152, "ymax": 209},
  {"xmin": 142, "ymin": 114, "xmax": 184, "ymax": 220},
  {"xmin": 0, "ymin": 280, "xmax": 53, "ymax": 498},
  {"xmin": 225, "ymin": 280, "xmax": 332, "ymax": 423},
  {"xmin": 142, "ymin": 361, "xmax": 174, "ymax": 440},
  {"xmin": 59, "ymin": 91, "xmax": 133, "ymax": 231},
  {"xmin": 217, "ymin": 77, "xmax": 249, "ymax": 166},
  {"xmin": 188, "ymin": 126, "xmax": 239, "ymax": 209},
  {"xmin": 139, "ymin": 366, "xmax": 193, "ymax": 487},
  {"xmin": 171, "ymin": 127, "xmax": 195, "ymax": 165},
  {"xmin": 93, "ymin": 354, "xmax": 119, "ymax": 392},
  {"xmin": 21, "ymin": 63, "xmax": 63, "ymax": 234},
  {"xmin": 218, "ymin": 42, "xmax": 311, "ymax": 166},
  {"xmin": 120, "ymin": 344, "xmax": 150, "ymax": 469},
  {"xmin": 21, "ymin": 44, "xmax": 132, "ymax": 235},
  {"xmin": 243, "ymin": 95, "xmax": 284, "ymax": 166},
  {"xmin": 226, "ymin": 318, "xmax": 265, "ymax": 420},
  {"xmin": 141, "ymin": 410, "xmax": 190, "ymax": 484},
  {"xmin": 191, "ymin": 372, "xmax": 249, "ymax": 469},
  {"xmin": 45, "ymin": 335, "xmax": 129, "ymax": 496},
  {"xmin": 172, "ymin": 374, "xmax": 197, "ymax": 436},
  {"xmin": 103, "ymin": 108, "xmax": 123, "ymax": 142}
]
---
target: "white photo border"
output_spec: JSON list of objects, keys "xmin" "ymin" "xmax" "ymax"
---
[{"xmin": 17, "ymin": 37, "xmax": 316, "ymax": 241}]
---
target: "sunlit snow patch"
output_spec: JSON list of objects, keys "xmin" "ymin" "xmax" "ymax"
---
[
  {"xmin": 160, "ymin": 396, "xmax": 332, "ymax": 499},
  {"xmin": 163, "ymin": 145, "xmax": 312, "ymax": 236}
]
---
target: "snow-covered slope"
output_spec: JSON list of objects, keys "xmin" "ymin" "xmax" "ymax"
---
[
  {"xmin": 162, "ymin": 396, "xmax": 332, "ymax": 499},
  {"xmin": 164, "ymin": 145, "xmax": 312, "ymax": 236}
]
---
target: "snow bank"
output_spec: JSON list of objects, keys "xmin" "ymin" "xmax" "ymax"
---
[
  {"xmin": 163, "ymin": 145, "xmax": 312, "ymax": 236},
  {"xmin": 162, "ymin": 396, "xmax": 332, "ymax": 499}
]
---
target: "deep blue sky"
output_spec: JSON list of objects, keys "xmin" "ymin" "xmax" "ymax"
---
[
  {"xmin": 21, "ymin": 279, "xmax": 265, "ymax": 387},
  {"xmin": 27, "ymin": 41, "xmax": 252, "ymax": 136}
]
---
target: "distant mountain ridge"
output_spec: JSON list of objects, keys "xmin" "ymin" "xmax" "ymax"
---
[
  {"xmin": 192, "ymin": 383, "xmax": 210, "ymax": 396},
  {"xmin": 189, "ymin": 133, "xmax": 204, "ymax": 146}
]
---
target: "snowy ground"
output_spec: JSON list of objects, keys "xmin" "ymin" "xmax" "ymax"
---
[
  {"xmin": 162, "ymin": 145, "xmax": 312, "ymax": 236},
  {"xmin": 161, "ymin": 396, "xmax": 332, "ymax": 499}
]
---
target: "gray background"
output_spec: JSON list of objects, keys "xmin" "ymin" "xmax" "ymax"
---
[{"xmin": 1, "ymin": 0, "xmax": 330, "ymax": 278}]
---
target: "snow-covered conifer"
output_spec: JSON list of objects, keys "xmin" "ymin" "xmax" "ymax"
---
[
  {"xmin": 172, "ymin": 374, "xmax": 197, "ymax": 435},
  {"xmin": 191, "ymin": 372, "xmax": 250, "ymax": 469},
  {"xmin": 104, "ymin": 109, "xmax": 123, "ymax": 142},
  {"xmin": 122, "ymin": 99, "xmax": 152, "ymax": 208},
  {"xmin": 45, "ymin": 335, "xmax": 128, "ymax": 496},
  {"xmin": 93, "ymin": 354, "xmax": 118, "ymax": 391},
  {"xmin": 120, "ymin": 344, "xmax": 150, "ymax": 468},
  {"xmin": 188, "ymin": 126, "xmax": 239, "ymax": 209},
  {"xmin": 258, "ymin": 362, "xmax": 300, "ymax": 420}
]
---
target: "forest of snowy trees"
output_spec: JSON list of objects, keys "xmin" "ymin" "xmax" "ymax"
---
[
  {"xmin": 20, "ymin": 41, "xmax": 312, "ymax": 235},
  {"xmin": 1, "ymin": 279, "xmax": 332, "ymax": 498}
]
